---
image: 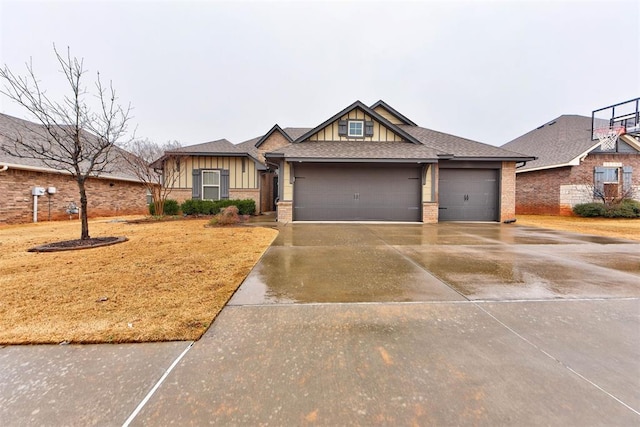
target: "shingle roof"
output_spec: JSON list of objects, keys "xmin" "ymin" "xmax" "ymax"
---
[
  {"xmin": 501, "ymin": 115, "xmax": 603, "ymax": 171},
  {"xmin": 0, "ymin": 113, "xmax": 141, "ymax": 182},
  {"xmin": 283, "ymin": 127, "xmax": 311, "ymax": 141},
  {"xmin": 399, "ymin": 125, "xmax": 533, "ymax": 160},
  {"xmin": 266, "ymin": 140, "xmax": 442, "ymax": 162},
  {"xmin": 168, "ymin": 138, "xmax": 239, "ymax": 154}
]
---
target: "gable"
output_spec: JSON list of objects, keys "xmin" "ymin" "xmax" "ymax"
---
[
  {"xmin": 305, "ymin": 107, "xmax": 404, "ymax": 143},
  {"xmin": 372, "ymin": 105, "xmax": 404, "ymax": 125}
]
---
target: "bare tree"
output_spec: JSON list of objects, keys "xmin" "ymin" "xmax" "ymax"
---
[
  {"xmin": 121, "ymin": 139, "xmax": 183, "ymax": 216},
  {"xmin": 0, "ymin": 45, "xmax": 131, "ymax": 240}
]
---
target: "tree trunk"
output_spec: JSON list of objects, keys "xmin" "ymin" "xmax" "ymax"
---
[
  {"xmin": 153, "ymin": 186, "xmax": 164, "ymax": 216},
  {"xmin": 77, "ymin": 177, "xmax": 90, "ymax": 240}
]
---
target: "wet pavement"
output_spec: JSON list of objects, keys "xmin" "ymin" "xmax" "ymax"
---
[
  {"xmin": 1, "ymin": 223, "xmax": 639, "ymax": 425},
  {"xmin": 230, "ymin": 223, "xmax": 640, "ymax": 303}
]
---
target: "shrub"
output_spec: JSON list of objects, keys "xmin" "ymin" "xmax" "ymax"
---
[
  {"xmin": 209, "ymin": 205, "xmax": 240, "ymax": 226},
  {"xmin": 148, "ymin": 199, "xmax": 180, "ymax": 216},
  {"xmin": 606, "ymin": 199, "xmax": 640, "ymax": 218},
  {"xmin": 181, "ymin": 199, "xmax": 256, "ymax": 216},
  {"xmin": 574, "ymin": 199, "xmax": 640, "ymax": 218},
  {"xmin": 573, "ymin": 203, "xmax": 606, "ymax": 217}
]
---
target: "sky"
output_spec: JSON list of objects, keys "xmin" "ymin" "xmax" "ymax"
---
[{"xmin": 1, "ymin": 0, "xmax": 638, "ymax": 148}]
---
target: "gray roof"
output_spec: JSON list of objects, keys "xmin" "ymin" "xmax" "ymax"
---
[
  {"xmin": 501, "ymin": 115, "xmax": 603, "ymax": 171},
  {"xmin": 399, "ymin": 125, "xmax": 533, "ymax": 160},
  {"xmin": 168, "ymin": 138, "xmax": 239, "ymax": 154},
  {"xmin": 0, "ymin": 113, "xmax": 141, "ymax": 182},
  {"xmin": 266, "ymin": 140, "xmax": 441, "ymax": 162}
]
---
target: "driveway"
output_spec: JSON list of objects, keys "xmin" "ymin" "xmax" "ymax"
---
[{"xmin": 1, "ymin": 223, "xmax": 639, "ymax": 426}]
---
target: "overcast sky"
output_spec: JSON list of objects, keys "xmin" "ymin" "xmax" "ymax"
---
[{"xmin": 1, "ymin": 0, "xmax": 638, "ymax": 148}]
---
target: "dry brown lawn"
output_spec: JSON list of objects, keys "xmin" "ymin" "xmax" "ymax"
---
[
  {"xmin": 516, "ymin": 215, "xmax": 640, "ymax": 241},
  {"xmin": 0, "ymin": 217, "xmax": 278, "ymax": 345}
]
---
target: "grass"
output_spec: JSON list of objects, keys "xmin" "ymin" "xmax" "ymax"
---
[
  {"xmin": 516, "ymin": 215, "xmax": 640, "ymax": 241},
  {"xmin": 1, "ymin": 214, "xmax": 637, "ymax": 345},
  {"xmin": 0, "ymin": 217, "xmax": 278, "ymax": 345}
]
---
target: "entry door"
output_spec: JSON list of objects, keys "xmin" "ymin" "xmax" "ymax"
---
[{"xmin": 438, "ymin": 169, "xmax": 499, "ymax": 221}]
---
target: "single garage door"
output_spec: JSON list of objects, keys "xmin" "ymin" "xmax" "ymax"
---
[
  {"xmin": 293, "ymin": 163, "xmax": 421, "ymax": 221},
  {"xmin": 438, "ymin": 169, "xmax": 499, "ymax": 221}
]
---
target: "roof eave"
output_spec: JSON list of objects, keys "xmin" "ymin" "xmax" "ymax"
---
[
  {"xmin": 446, "ymin": 156, "xmax": 537, "ymax": 162},
  {"xmin": 369, "ymin": 100, "xmax": 418, "ymax": 126},
  {"xmin": 0, "ymin": 161, "xmax": 143, "ymax": 183},
  {"xmin": 255, "ymin": 124, "xmax": 293, "ymax": 148},
  {"xmin": 294, "ymin": 101, "xmax": 423, "ymax": 145},
  {"xmin": 269, "ymin": 157, "xmax": 438, "ymax": 163}
]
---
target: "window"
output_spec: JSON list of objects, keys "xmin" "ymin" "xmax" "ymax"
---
[
  {"xmin": 202, "ymin": 170, "xmax": 220, "ymax": 200},
  {"xmin": 602, "ymin": 167, "xmax": 619, "ymax": 183},
  {"xmin": 348, "ymin": 120, "xmax": 364, "ymax": 137}
]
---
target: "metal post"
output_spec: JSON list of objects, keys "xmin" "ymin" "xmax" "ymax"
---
[{"xmin": 33, "ymin": 195, "xmax": 38, "ymax": 223}]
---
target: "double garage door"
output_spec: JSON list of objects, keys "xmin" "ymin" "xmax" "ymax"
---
[
  {"xmin": 293, "ymin": 163, "xmax": 422, "ymax": 221},
  {"xmin": 292, "ymin": 164, "xmax": 500, "ymax": 222}
]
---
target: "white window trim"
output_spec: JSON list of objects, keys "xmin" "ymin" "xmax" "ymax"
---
[
  {"xmin": 202, "ymin": 170, "xmax": 221, "ymax": 201},
  {"xmin": 347, "ymin": 120, "xmax": 364, "ymax": 137}
]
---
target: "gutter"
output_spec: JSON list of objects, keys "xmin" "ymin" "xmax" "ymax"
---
[{"xmin": 0, "ymin": 164, "xmax": 8, "ymax": 172}]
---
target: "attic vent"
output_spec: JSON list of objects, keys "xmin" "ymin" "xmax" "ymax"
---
[{"xmin": 548, "ymin": 121, "xmax": 556, "ymax": 126}]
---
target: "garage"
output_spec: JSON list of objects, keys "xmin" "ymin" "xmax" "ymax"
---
[
  {"xmin": 438, "ymin": 168, "xmax": 499, "ymax": 221},
  {"xmin": 293, "ymin": 163, "xmax": 422, "ymax": 221}
]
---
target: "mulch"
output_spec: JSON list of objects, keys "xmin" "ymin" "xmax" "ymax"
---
[{"xmin": 27, "ymin": 236, "xmax": 128, "ymax": 252}]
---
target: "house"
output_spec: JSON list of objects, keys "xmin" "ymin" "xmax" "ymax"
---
[
  {"xmin": 502, "ymin": 99, "xmax": 640, "ymax": 216},
  {"xmin": 0, "ymin": 113, "xmax": 149, "ymax": 224},
  {"xmin": 156, "ymin": 100, "xmax": 534, "ymax": 223}
]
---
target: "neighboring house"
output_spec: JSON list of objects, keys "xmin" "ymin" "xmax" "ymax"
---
[
  {"xmin": 0, "ymin": 113, "xmax": 149, "ymax": 224},
  {"xmin": 155, "ymin": 100, "xmax": 534, "ymax": 223},
  {"xmin": 502, "ymin": 111, "xmax": 640, "ymax": 215}
]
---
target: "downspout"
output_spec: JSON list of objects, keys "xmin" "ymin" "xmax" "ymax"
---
[{"xmin": 0, "ymin": 164, "xmax": 8, "ymax": 172}]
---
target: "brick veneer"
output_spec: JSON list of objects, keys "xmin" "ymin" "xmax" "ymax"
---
[
  {"xmin": 422, "ymin": 202, "xmax": 438, "ymax": 223},
  {"xmin": 0, "ymin": 168, "xmax": 148, "ymax": 224},
  {"xmin": 515, "ymin": 153, "xmax": 640, "ymax": 215},
  {"xmin": 276, "ymin": 200, "xmax": 292, "ymax": 223},
  {"xmin": 500, "ymin": 162, "xmax": 516, "ymax": 222}
]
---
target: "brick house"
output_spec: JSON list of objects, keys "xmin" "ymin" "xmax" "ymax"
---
[
  {"xmin": 155, "ymin": 100, "xmax": 533, "ymax": 223},
  {"xmin": 0, "ymin": 113, "xmax": 149, "ymax": 224},
  {"xmin": 502, "ymin": 114, "xmax": 640, "ymax": 215}
]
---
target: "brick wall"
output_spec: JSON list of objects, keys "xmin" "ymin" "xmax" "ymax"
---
[
  {"xmin": 422, "ymin": 202, "xmax": 438, "ymax": 223},
  {"xmin": 257, "ymin": 132, "xmax": 291, "ymax": 163},
  {"xmin": 515, "ymin": 153, "xmax": 640, "ymax": 215},
  {"xmin": 0, "ymin": 168, "xmax": 148, "ymax": 224},
  {"xmin": 276, "ymin": 200, "xmax": 292, "ymax": 223},
  {"xmin": 500, "ymin": 162, "xmax": 517, "ymax": 222}
]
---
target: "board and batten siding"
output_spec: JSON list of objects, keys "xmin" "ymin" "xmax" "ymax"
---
[
  {"xmin": 372, "ymin": 106, "xmax": 404, "ymax": 125},
  {"xmin": 306, "ymin": 107, "xmax": 403, "ymax": 142},
  {"xmin": 166, "ymin": 156, "xmax": 259, "ymax": 189}
]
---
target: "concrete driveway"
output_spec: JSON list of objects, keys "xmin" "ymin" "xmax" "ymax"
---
[{"xmin": 1, "ymin": 223, "xmax": 639, "ymax": 426}]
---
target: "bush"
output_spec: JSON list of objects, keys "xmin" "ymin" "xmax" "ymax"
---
[
  {"xmin": 573, "ymin": 203, "xmax": 606, "ymax": 217},
  {"xmin": 209, "ymin": 205, "xmax": 241, "ymax": 226},
  {"xmin": 181, "ymin": 199, "xmax": 256, "ymax": 216},
  {"xmin": 606, "ymin": 199, "xmax": 640, "ymax": 218},
  {"xmin": 148, "ymin": 199, "xmax": 180, "ymax": 216},
  {"xmin": 573, "ymin": 199, "xmax": 640, "ymax": 218}
]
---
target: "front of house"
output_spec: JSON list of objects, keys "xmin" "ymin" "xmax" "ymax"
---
[{"xmin": 158, "ymin": 100, "xmax": 533, "ymax": 223}]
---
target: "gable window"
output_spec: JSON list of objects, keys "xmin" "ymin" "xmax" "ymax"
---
[
  {"xmin": 202, "ymin": 170, "xmax": 221, "ymax": 200},
  {"xmin": 348, "ymin": 120, "xmax": 364, "ymax": 137}
]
